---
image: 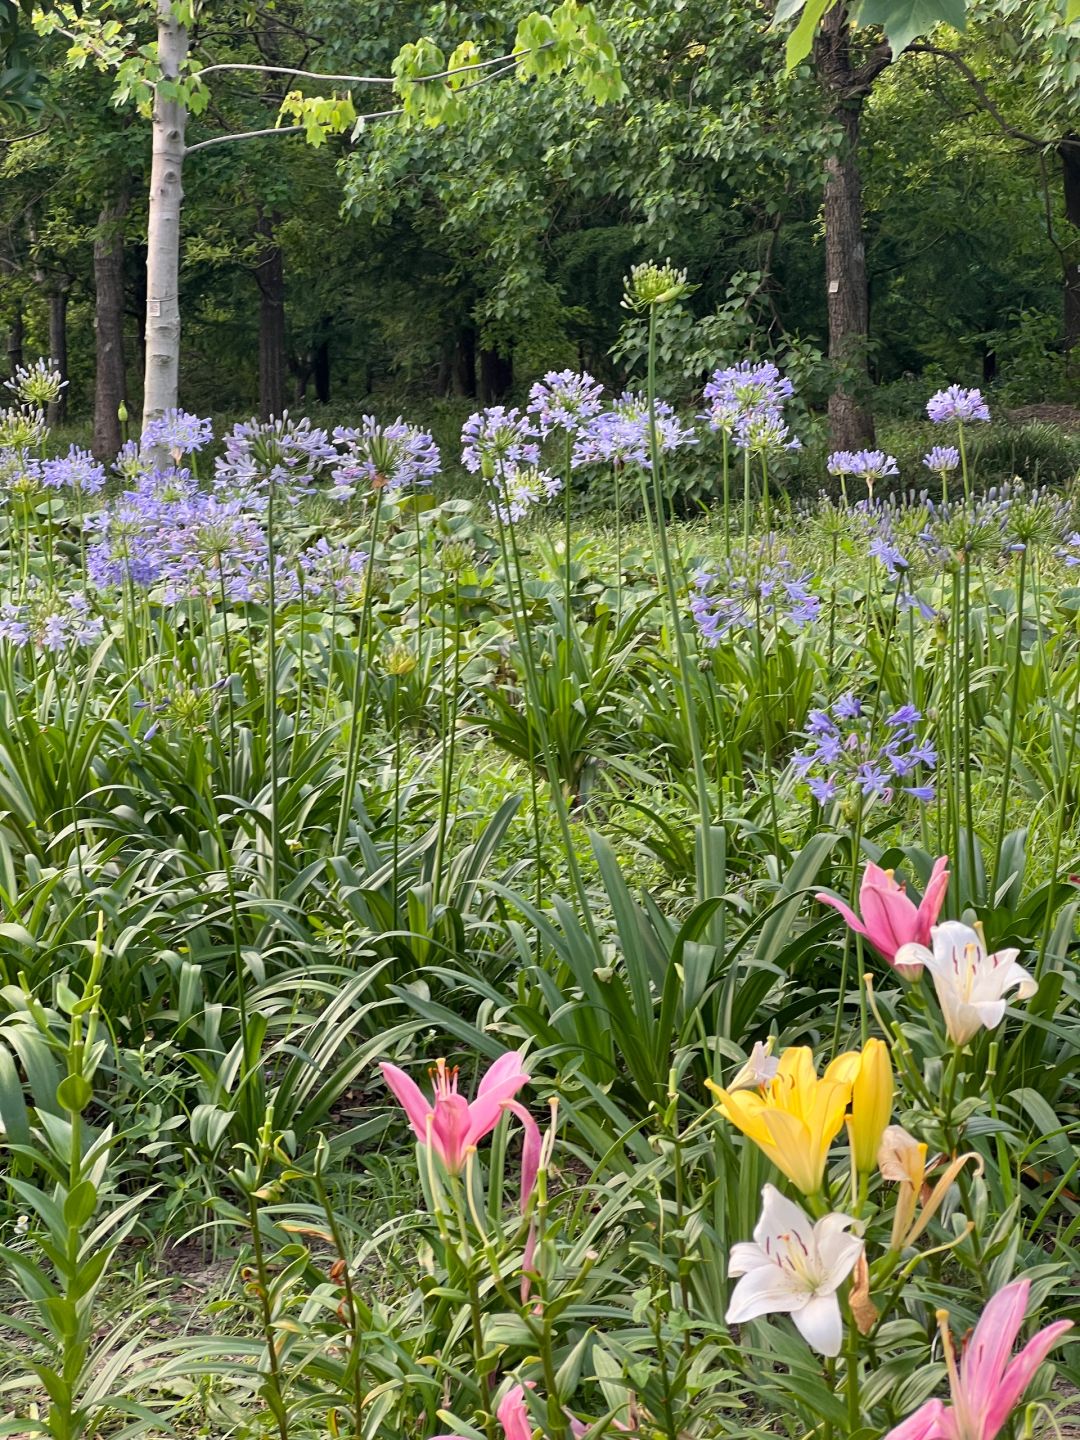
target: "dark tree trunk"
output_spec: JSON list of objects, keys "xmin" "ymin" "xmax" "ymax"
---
[
  {"xmin": 451, "ymin": 327, "xmax": 476, "ymax": 397},
  {"xmin": 1060, "ymin": 135, "xmax": 1080, "ymax": 357},
  {"xmin": 313, "ymin": 337, "xmax": 330, "ymax": 404},
  {"xmin": 93, "ymin": 191, "xmax": 129, "ymax": 460},
  {"xmin": 477, "ymin": 346, "xmax": 512, "ymax": 404},
  {"xmin": 814, "ymin": 12, "xmax": 889, "ymax": 451},
  {"xmin": 47, "ymin": 285, "xmax": 70, "ymax": 425},
  {"xmin": 254, "ymin": 210, "xmax": 286, "ymax": 419}
]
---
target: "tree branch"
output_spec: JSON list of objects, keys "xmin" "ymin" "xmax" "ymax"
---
[
  {"xmin": 906, "ymin": 43, "xmax": 1066, "ymax": 149},
  {"xmin": 194, "ymin": 45, "xmax": 547, "ymax": 89},
  {"xmin": 184, "ymin": 123, "xmax": 304, "ymax": 154}
]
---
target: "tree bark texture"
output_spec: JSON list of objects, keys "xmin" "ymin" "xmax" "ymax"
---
[
  {"xmin": 93, "ymin": 191, "xmax": 129, "ymax": 459},
  {"xmin": 814, "ymin": 12, "xmax": 889, "ymax": 451},
  {"xmin": 142, "ymin": 0, "xmax": 188, "ymax": 435},
  {"xmin": 1060, "ymin": 135, "xmax": 1080, "ymax": 356}
]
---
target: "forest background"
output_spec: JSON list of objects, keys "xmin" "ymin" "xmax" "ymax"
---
[{"xmin": 2, "ymin": 0, "xmax": 1079, "ymax": 464}]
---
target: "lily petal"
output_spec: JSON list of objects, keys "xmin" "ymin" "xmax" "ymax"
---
[{"xmin": 791, "ymin": 1292, "xmax": 844, "ymax": 1357}]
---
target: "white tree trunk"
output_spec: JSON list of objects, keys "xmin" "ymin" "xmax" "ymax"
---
[{"xmin": 142, "ymin": 0, "xmax": 188, "ymax": 437}]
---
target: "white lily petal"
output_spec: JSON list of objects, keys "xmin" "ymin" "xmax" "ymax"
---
[
  {"xmin": 792, "ymin": 1292, "xmax": 844, "ymax": 1356},
  {"xmin": 753, "ymin": 1183, "xmax": 815, "ymax": 1253},
  {"xmin": 726, "ymin": 1264, "xmax": 806, "ymax": 1325},
  {"xmin": 728, "ymin": 1241, "xmax": 770, "ymax": 1277},
  {"xmin": 812, "ymin": 1215, "xmax": 863, "ymax": 1291},
  {"xmin": 894, "ymin": 942, "xmax": 932, "ymax": 972}
]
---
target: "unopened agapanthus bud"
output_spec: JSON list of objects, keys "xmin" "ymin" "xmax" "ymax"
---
[{"xmin": 622, "ymin": 258, "xmax": 695, "ymax": 312}]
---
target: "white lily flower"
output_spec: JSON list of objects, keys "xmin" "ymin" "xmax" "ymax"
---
[
  {"xmin": 727, "ymin": 1039, "xmax": 780, "ymax": 1092},
  {"xmin": 894, "ymin": 920, "xmax": 1036, "ymax": 1046},
  {"xmin": 726, "ymin": 1183, "xmax": 863, "ymax": 1357}
]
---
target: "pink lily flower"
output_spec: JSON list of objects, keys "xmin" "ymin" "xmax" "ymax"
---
[
  {"xmin": 381, "ymin": 1049, "xmax": 540, "ymax": 1206},
  {"xmin": 885, "ymin": 1279, "xmax": 1072, "ymax": 1440},
  {"xmin": 817, "ymin": 855, "xmax": 949, "ymax": 976}
]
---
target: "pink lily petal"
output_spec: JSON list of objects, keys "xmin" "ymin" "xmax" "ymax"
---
[
  {"xmin": 504, "ymin": 1099, "xmax": 543, "ymax": 1210},
  {"xmin": 816, "ymin": 891, "xmax": 869, "ymax": 940},
  {"xmin": 917, "ymin": 856, "xmax": 950, "ymax": 943},
  {"xmin": 960, "ymin": 1279, "xmax": 1030, "ymax": 1418},
  {"xmin": 429, "ymin": 1091, "xmax": 473, "ymax": 1172},
  {"xmin": 477, "ymin": 1049, "xmax": 529, "ymax": 1097},
  {"xmin": 982, "ymin": 1319, "xmax": 1073, "ymax": 1439},
  {"xmin": 380, "ymin": 1062, "xmax": 433, "ymax": 1146},
  {"xmin": 883, "ymin": 1399, "xmax": 950, "ymax": 1440},
  {"xmin": 860, "ymin": 884, "xmax": 916, "ymax": 958},
  {"xmin": 497, "ymin": 1385, "xmax": 533, "ymax": 1440}
]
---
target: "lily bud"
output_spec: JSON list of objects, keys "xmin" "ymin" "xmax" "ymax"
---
[{"xmin": 849, "ymin": 1038, "xmax": 893, "ymax": 1174}]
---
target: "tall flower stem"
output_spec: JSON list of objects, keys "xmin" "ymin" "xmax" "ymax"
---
[
  {"xmin": 563, "ymin": 431, "xmax": 574, "ymax": 644},
  {"xmin": 958, "ymin": 422, "xmax": 971, "ymax": 505},
  {"xmin": 721, "ymin": 431, "xmax": 731, "ymax": 559},
  {"xmin": 645, "ymin": 306, "xmax": 716, "ymax": 905},
  {"xmin": 991, "ymin": 544, "xmax": 1027, "ymax": 897},
  {"xmin": 265, "ymin": 466, "xmax": 281, "ymax": 898},
  {"xmin": 334, "ymin": 486, "xmax": 385, "ymax": 854}
]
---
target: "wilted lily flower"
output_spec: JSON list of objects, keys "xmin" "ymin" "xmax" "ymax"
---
[
  {"xmin": 727, "ymin": 1184, "xmax": 863, "ymax": 1357},
  {"xmin": 894, "ymin": 921, "xmax": 1036, "ymax": 1045}
]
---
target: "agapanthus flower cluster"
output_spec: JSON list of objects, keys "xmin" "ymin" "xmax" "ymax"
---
[
  {"xmin": 526, "ymin": 370, "xmax": 604, "ymax": 436},
  {"xmin": 331, "ymin": 417, "xmax": 441, "ymax": 496},
  {"xmin": 461, "ymin": 407, "xmax": 541, "ymax": 477},
  {"xmin": 489, "ymin": 466, "xmax": 563, "ymax": 525},
  {"xmin": 572, "ymin": 391, "xmax": 696, "ymax": 469},
  {"xmin": 0, "ymin": 406, "xmax": 47, "ymax": 451},
  {"xmin": 926, "ymin": 385, "xmax": 991, "ymax": 424},
  {"xmin": 42, "ymin": 445, "xmax": 107, "ymax": 496},
  {"xmin": 155, "ymin": 494, "xmax": 269, "ymax": 603},
  {"xmin": 793, "ymin": 695, "xmax": 936, "ymax": 805},
  {"xmin": 0, "ymin": 447, "xmax": 44, "ymax": 500},
  {"xmin": 702, "ymin": 361, "xmax": 794, "ymax": 436},
  {"xmin": 1061, "ymin": 532, "xmax": 1080, "ymax": 567},
  {"xmin": 691, "ymin": 546, "xmax": 819, "ymax": 645},
  {"xmin": 294, "ymin": 537, "xmax": 369, "ymax": 603},
  {"xmin": 0, "ymin": 587, "xmax": 103, "ymax": 653},
  {"xmin": 623, "ymin": 258, "xmax": 694, "ymax": 311},
  {"xmin": 141, "ymin": 408, "xmax": 214, "ymax": 456},
  {"xmin": 922, "ymin": 445, "xmax": 960, "ymax": 477},
  {"xmin": 215, "ymin": 413, "xmax": 338, "ymax": 500},
  {"xmin": 4, "ymin": 358, "xmax": 66, "ymax": 409},
  {"xmin": 827, "ymin": 449, "xmax": 898, "ymax": 490},
  {"xmin": 702, "ymin": 358, "xmax": 800, "ymax": 457}
]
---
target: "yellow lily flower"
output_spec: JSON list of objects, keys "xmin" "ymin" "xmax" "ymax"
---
[
  {"xmin": 706, "ymin": 1045, "xmax": 856, "ymax": 1196},
  {"xmin": 848, "ymin": 1038, "xmax": 893, "ymax": 1175}
]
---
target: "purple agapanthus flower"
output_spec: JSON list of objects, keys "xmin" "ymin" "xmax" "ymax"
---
[
  {"xmin": 0, "ymin": 586, "xmax": 104, "ymax": 652},
  {"xmin": 488, "ymin": 466, "xmax": 563, "ymax": 525},
  {"xmin": 701, "ymin": 361, "xmax": 794, "ymax": 434},
  {"xmin": 691, "ymin": 546, "xmax": 819, "ymax": 646},
  {"xmin": 295, "ymin": 537, "xmax": 369, "ymax": 602},
  {"xmin": 793, "ymin": 695, "xmax": 936, "ymax": 805},
  {"xmin": 926, "ymin": 386, "xmax": 991, "ymax": 424},
  {"xmin": 1060, "ymin": 532, "xmax": 1080, "ymax": 567},
  {"xmin": 141, "ymin": 408, "xmax": 214, "ymax": 456},
  {"xmin": 215, "ymin": 413, "xmax": 338, "ymax": 500},
  {"xmin": 527, "ymin": 370, "xmax": 604, "ymax": 436},
  {"xmin": 331, "ymin": 417, "xmax": 440, "ymax": 496},
  {"xmin": 732, "ymin": 409, "xmax": 801, "ymax": 457},
  {"xmin": 42, "ymin": 445, "xmax": 107, "ymax": 496},
  {"xmin": 572, "ymin": 392, "xmax": 697, "ymax": 469},
  {"xmin": 923, "ymin": 445, "xmax": 960, "ymax": 474},
  {"xmin": 828, "ymin": 449, "xmax": 897, "ymax": 486},
  {"xmin": 461, "ymin": 407, "xmax": 541, "ymax": 476}
]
